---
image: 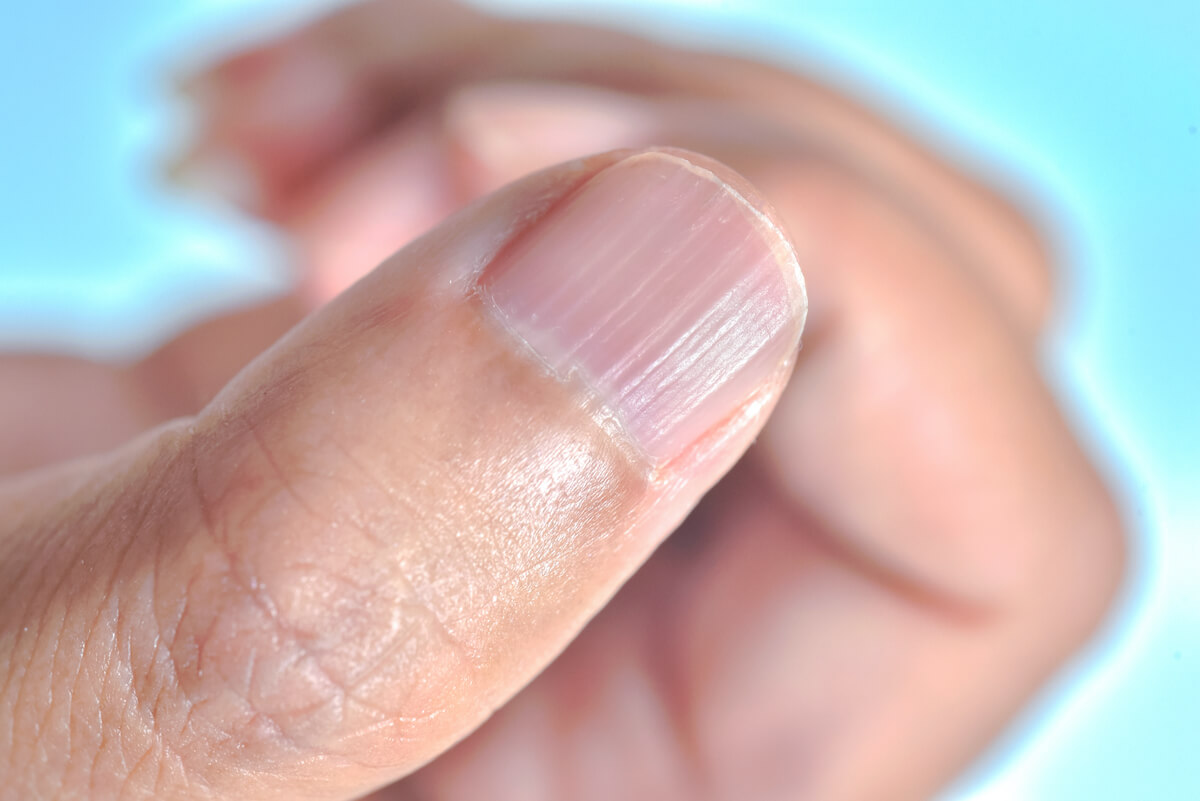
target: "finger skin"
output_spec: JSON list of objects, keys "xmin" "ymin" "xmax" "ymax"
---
[
  {"xmin": 748, "ymin": 160, "xmax": 1125, "ymax": 798},
  {"xmin": 0, "ymin": 150, "xmax": 806, "ymax": 800}
]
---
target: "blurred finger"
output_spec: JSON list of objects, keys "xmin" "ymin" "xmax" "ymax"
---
[
  {"xmin": 733, "ymin": 154, "xmax": 1124, "ymax": 798},
  {"xmin": 170, "ymin": 1, "xmax": 1051, "ymax": 333},
  {"xmin": 0, "ymin": 297, "xmax": 305, "ymax": 475},
  {"xmin": 282, "ymin": 80, "xmax": 1047, "ymax": 340}
]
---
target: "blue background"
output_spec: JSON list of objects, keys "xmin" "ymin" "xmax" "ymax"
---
[{"xmin": 1, "ymin": 1, "xmax": 1196, "ymax": 797}]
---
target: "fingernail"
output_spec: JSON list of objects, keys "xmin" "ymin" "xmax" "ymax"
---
[
  {"xmin": 165, "ymin": 42, "xmax": 354, "ymax": 209},
  {"xmin": 181, "ymin": 41, "xmax": 352, "ymax": 134},
  {"xmin": 447, "ymin": 83, "xmax": 658, "ymax": 187},
  {"xmin": 235, "ymin": 43, "xmax": 352, "ymax": 134},
  {"xmin": 482, "ymin": 150, "xmax": 807, "ymax": 464},
  {"xmin": 167, "ymin": 147, "xmax": 263, "ymax": 212}
]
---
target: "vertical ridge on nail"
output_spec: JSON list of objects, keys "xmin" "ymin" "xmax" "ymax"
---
[{"xmin": 483, "ymin": 151, "xmax": 805, "ymax": 463}]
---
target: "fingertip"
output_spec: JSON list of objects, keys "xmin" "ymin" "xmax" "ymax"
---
[{"xmin": 164, "ymin": 35, "xmax": 366, "ymax": 214}]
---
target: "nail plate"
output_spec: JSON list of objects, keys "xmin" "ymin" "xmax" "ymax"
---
[{"xmin": 482, "ymin": 151, "xmax": 806, "ymax": 463}]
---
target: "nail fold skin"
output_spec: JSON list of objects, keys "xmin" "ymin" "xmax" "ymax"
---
[{"xmin": 482, "ymin": 150, "xmax": 807, "ymax": 465}]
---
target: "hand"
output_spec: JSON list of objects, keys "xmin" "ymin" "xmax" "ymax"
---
[{"xmin": 0, "ymin": 3, "xmax": 1123, "ymax": 800}]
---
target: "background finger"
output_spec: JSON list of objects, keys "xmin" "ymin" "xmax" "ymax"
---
[
  {"xmin": 172, "ymin": 1, "xmax": 1051, "ymax": 334},
  {"xmin": 0, "ymin": 297, "xmax": 304, "ymax": 475}
]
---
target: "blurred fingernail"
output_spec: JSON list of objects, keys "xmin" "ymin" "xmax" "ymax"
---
[
  {"xmin": 235, "ymin": 44, "xmax": 351, "ymax": 134},
  {"xmin": 167, "ymin": 147, "xmax": 263, "ymax": 211},
  {"xmin": 166, "ymin": 42, "xmax": 351, "ymax": 203},
  {"xmin": 483, "ymin": 151, "xmax": 806, "ymax": 464},
  {"xmin": 180, "ymin": 41, "xmax": 351, "ymax": 133},
  {"xmin": 446, "ymin": 83, "xmax": 658, "ymax": 189}
]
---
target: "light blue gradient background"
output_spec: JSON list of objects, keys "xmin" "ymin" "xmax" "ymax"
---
[{"xmin": 1, "ymin": 1, "xmax": 1196, "ymax": 798}]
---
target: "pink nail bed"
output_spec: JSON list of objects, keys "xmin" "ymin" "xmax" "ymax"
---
[{"xmin": 482, "ymin": 151, "xmax": 806, "ymax": 463}]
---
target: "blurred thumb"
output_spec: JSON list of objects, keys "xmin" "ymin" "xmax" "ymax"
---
[{"xmin": 0, "ymin": 149, "xmax": 805, "ymax": 800}]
